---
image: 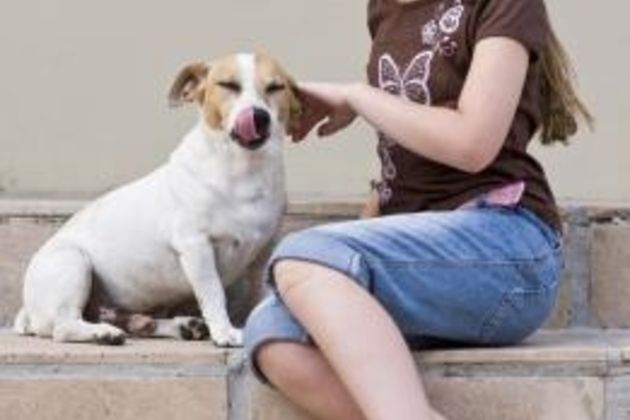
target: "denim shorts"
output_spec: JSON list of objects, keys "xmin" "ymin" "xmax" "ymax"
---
[{"xmin": 243, "ymin": 205, "xmax": 564, "ymax": 383}]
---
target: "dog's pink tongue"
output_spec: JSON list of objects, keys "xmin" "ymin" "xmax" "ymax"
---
[{"xmin": 235, "ymin": 109, "xmax": 259, "ymax": 142}]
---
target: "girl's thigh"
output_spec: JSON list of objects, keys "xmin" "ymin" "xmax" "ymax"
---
[{"xmin": 262, "ymin": 206, "xmax": 563, "ymax": 346}]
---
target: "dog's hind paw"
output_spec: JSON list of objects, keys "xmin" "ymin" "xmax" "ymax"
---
[
  {"xmin": 126, "ymin": 314, "xmax": 157, "ymax": 337},
  {"xmin": 175, "ymin": 317, "xmax": 210, "ymax": 341}
]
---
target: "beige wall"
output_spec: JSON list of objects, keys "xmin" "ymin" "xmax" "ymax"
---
[{"xmin": 0, "ymin": 1, "xmax": 628, "ymax": 205}]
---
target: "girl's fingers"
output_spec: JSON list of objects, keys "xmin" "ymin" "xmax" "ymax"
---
[
  {"xmin": 318, "ymin": 116, "xmax": 354, "ymax": 137},
  {"xmin": 291, "ymin": 105, "xmax": 332, "ymax": 141},
  {"xmin": 291, "ymin": 82, "xmax": 355, "ymax": 140},
  {"xmin": 317, "ymin": 121, "xmax": 335, "ymax": 137},
  {"xmin": 291, "ymin": 114, "xmax": 326, "ymax": 141},
  {"xmin": 290, "ymin": 129, "xmax": 307, "ymax": 143},
  {"xmin": 317, "ymin": 112, "xmax": 357, "ymax": 137},
  {"xmin": 317, "ymin": 117, "xmax": 344, "ymax": 137}
]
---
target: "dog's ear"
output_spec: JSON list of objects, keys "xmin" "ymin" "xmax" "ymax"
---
[
  {"xmin": 286, "ymin": 77, "xmax": 304, "ymax": 135},
  {"xmin": 168, "ymin": 62, "xmax": 210, "ymax": 107}
]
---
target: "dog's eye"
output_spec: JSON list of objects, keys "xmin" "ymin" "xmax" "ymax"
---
[
  {"xmin": 217, "ymin": 81, "xmax": 242, "ymax": 93},
  {"xmin": 266, "ymin": 83, "xmax": 286, "ymax": 95}
]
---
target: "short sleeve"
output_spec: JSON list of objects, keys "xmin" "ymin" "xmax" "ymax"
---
[
  {"xmin": 367, "ymin": 0, "xmax": 391, "ymax": 39},
  {"xmin": 473, "ymin": 0, "xmax": 550, "ymax": 60}
]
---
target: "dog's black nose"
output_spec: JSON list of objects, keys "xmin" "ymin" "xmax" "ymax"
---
[{"xmin": 253, "ymin": 107, "xmax": 271, "ymax": 135}]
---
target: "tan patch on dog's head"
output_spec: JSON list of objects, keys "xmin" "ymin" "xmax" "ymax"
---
[
  {"xmin": 199, "ymin": 56, "xmax": 241, "ymax": 131},
  {"xmin": 169, "ymin": 54, "xmax": 301, "ymax": 134},
  {"xmin": 254, "ymin": 53, "xmax": 303, "ymax": 134},
  {"xmin": 168, "ymin": 56, "xmax": 240, "ymax": 131}
]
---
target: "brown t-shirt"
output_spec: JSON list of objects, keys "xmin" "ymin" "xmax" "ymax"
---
[{"xmin": 367, "ymin": 0, "xmax": 561, "ymax": 231}]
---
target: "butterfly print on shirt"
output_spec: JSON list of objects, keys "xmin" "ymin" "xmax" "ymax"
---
[
  {"xmin": 375, "ymin": 0, "xmax": 466, "ymax": 206},
  {"xmin": 376, "ymin": 51, "xmax": 434, "ymax": 204}
]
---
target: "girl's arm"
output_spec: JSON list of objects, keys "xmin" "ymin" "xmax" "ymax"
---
[{"xmin": 294, "ymin": 37, "xmax": 530, "ymax": 174}]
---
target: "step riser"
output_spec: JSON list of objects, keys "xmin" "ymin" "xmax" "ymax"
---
[
  {"xmin": 249, "ymin": 376, "xmax": 607, "ymax": 420},
  {"xmin": 0, "ymin": 375, "xmax": 611, "ymax": 420},
  {"xmin": 1, "ymin": 204, "xmax": 629, "ymax": 329},
  {"xmin": 0, "ymin": 377, "xmax": 227, "ymax": 420}
]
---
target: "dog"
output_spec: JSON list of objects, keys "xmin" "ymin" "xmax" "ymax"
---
[{"xmin": 13, "ymin": 53, "xmax": 302, "ymax": 347}]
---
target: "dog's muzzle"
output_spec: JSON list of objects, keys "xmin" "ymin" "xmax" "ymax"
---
[{"xmin": 231, "ymin": 107, "xmax": 271, "ymax": 150}]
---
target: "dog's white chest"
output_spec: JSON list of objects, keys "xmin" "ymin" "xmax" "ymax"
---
[
  {"xmin": 167, "ymin": 129, "xmax": 285, "ymax": 286},
  {"xmin": 209, "ymin": 179, "xmax": 283, "ymax": 283}
]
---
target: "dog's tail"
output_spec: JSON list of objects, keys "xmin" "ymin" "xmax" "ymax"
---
[{"xmin": 13, "ymin": 308, "xmax": 30, "ymax": 335}]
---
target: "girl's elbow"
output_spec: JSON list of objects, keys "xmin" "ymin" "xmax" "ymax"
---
[
  {"xmin": 457, "ymin": 140, "xmax": 500, "ymax": 174},
  {"xmin": 458, "ymin": 157, "xmax": 488, "ymax": 174}
]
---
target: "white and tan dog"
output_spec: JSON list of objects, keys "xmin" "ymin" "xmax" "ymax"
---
[{"xmin": 13, "ymin": 53, "xmax": 301, "ymax": 347}]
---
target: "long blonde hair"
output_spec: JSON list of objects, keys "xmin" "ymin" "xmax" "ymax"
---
[{"xmin": 539, "ymin": 26, "xmax": 594, "ymax": 145}]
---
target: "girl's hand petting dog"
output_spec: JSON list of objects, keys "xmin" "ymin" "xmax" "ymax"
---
[{"xmin": 291, "ymin": 82, "xmax": 358, "ymax": 142}]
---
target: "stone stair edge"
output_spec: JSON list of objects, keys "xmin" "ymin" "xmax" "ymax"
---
[
  {"xmin": 1, "ymin": 329, "xmax": 629, "ymax": 372},
  {"xmin": 2, "ymin": 197, "xmax": 630, "ymax": 219},
  {"xmin": 0, "ymin": 197, "xmax": 365, "ymax": 218},
  {"xmin": 0, "ymin": 330, "xmax": 230, "ymax": 366}
]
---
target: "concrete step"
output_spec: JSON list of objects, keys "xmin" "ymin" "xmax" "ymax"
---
[
  {"xmin": 1, "ymin": 198, "xmax": 630, "ymax": 330},
  {"xmin": 1, "ymin": 329, "xmax": 629, "ymax": 420}
]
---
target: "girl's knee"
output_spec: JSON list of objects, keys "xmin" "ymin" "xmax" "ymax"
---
[
  {"xmin": 268, "ymin": 228, "xmax": 368, "ymax": 295},
  {"xmin": 273, "ymin": 259, "xmax": 319, "ymax": 297},
  {"xmin": 256, "ymin": 341, "xmax": 321, "ymax": 390}
]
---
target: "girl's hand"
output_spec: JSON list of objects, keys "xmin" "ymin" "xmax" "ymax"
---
[{"xmin": 291, "ymin": 82, "xmax": 358, "ymax": 142}]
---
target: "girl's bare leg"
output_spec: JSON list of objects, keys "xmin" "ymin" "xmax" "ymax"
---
[
  {"xmin": 264, "ymin": 259, "xmax": 447, "ymax": 420},
  {"xmin": 258, "ymin": 342, "xmax": 365, "ymax": 420}
]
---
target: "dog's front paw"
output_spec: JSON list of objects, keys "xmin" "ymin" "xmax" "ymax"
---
[
  {"xmin": 210, "ymin": 326, "xmax": 243, "ymax": 348},
  {"xmin": 94, "ymin": 325, "xmax": 127, "ymax": 346}
]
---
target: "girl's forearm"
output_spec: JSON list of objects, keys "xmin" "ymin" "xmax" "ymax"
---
[{"xmin": 345, "ymin": 82, "xmax": 494, "ymax": 173}]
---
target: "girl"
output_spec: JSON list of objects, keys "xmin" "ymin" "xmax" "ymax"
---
[{"xmin": 244, "ymin": 0, "xmax": 592, "ymax": 419}]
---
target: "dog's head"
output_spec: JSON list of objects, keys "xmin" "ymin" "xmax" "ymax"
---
[{"xmin": 168, "ymin": 53, "xmax": 302, "ymax": 150}]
